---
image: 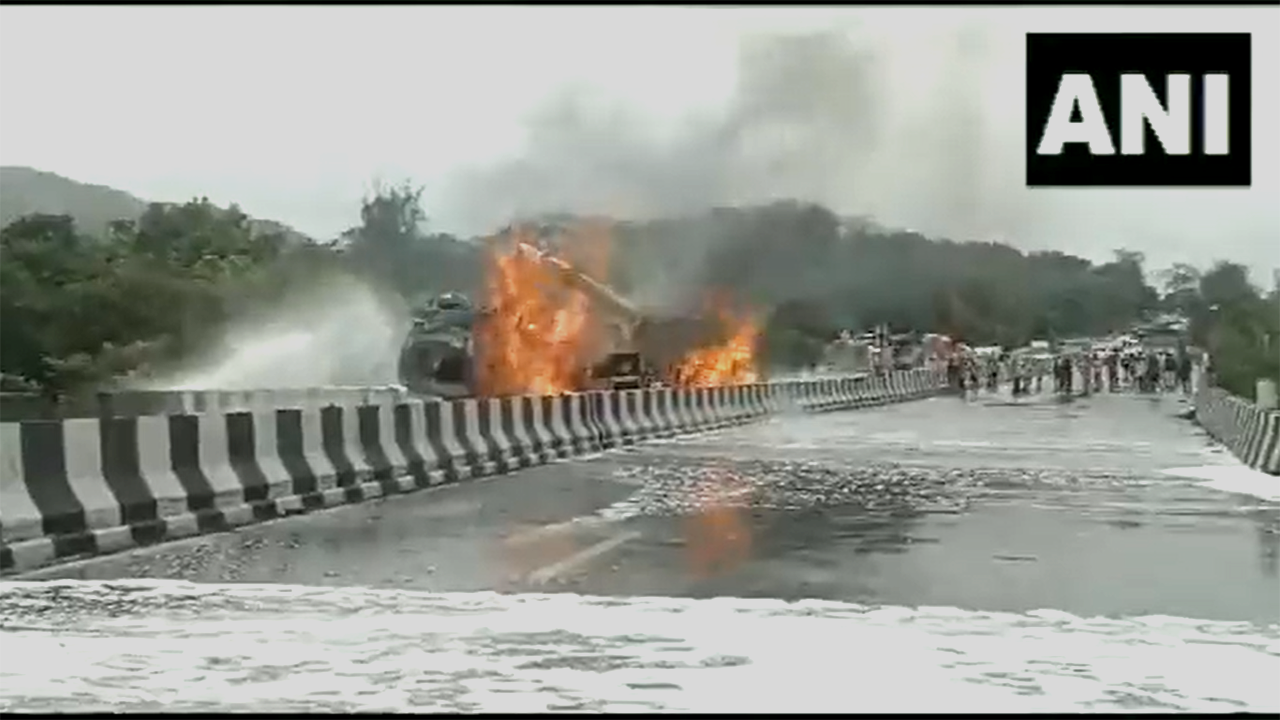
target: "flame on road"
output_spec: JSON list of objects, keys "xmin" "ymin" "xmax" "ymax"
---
[{"xmin": 673, "ymin": 308, "xmax": 760, "ymax": 387}]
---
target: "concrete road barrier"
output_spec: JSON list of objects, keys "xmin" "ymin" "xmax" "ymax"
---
[
  {"xmin": 0, "ymin": 368, "xmax": 946, "ymax": 574},
  {"xmin": 1194, "ymin": 384, "xmax": 1280, "ymax": 476},
  {"xmin": 0, "ymin": 386, "xmax": 413, "ymax": 421}
]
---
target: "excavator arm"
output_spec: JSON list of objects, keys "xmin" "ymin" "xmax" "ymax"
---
[
  {"xmin": 512, "ymin": 243, "xmax": 651, "ymax": 387},
  {"xmin": 514, "ymin": 243, "xmax": 640, "ymax": 338},
  {"xmin": 508, "ymin": 242, "xmax": 731, "ymax": 389}
]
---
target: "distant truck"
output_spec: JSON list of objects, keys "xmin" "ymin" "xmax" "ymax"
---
[
  {"xmin": 822, "ymin": 331, "xmax": 874, "ymax": 373},
  {"xmin": 921, "ymin": 333, "xmax": 954, "ymax": 365},
  {"xmin": 887, "ymin": 332, "xmax": 924, "ymax": 370}
]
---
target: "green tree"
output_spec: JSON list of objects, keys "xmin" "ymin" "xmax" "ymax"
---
[
  {"xmin": 1195, "ymin": 262, "xmax": 1278, "ymax": 398},
  {"xmin": 1, "ymin": 199, "xmax": 295, "ymax": 394},
  {"xmin": 1158, "ymin": 262, "xmax": 1202, "ymax": 317},
  {"xmin": 339, "ymin": 182, "xmax": 480, "ymax": 302},
  {"xmin": 0, "ymin": 214, "xmax": 101, "ymax": 390},
  {"xmin": 5, "ymin": 185, "xmax": 1266, "ymax": 394},
  {"xmin": 614, "ymin": 204, "xmax": 1167, "ymax": 361}
]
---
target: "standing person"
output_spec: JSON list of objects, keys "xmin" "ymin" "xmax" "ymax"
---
[
  {"xmin": 1105, "ymin": 351, "xmax": 1119, "ymax": 392},
  {"xmin": 1163, "ymin": 352, "xmax": 1178, "ymax": 392},
  {"xmin": 1144, "ymin": 351, "xmax": 1160, "ymax": 393},
  {"xmin": 947, "ymin": 353, "xmax": 963, "ymax": 394},
  {"xmin": 1177, "ymin": 351, "xmax": 1193, "ymax": 395}
]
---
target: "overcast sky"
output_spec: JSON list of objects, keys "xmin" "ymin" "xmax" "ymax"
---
[{"xmin": 1, "ymin": 5, "xmax": 1276, "ymax": 284}]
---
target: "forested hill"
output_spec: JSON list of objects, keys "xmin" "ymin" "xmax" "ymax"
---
[
  {"xmin": 608, "ymin": 204, "xmax": 1159, "ymax": 347},
  {"xmin": 0, "ymin": 166, "xmax": 312, "ymax": 245},
  {"xmin": 2, "ymin": 174, "xmax": 1273, "ymax": 397}
]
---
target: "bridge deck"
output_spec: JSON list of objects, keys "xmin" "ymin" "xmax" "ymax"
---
[{"xmin": 20, "ymin": 390, "xmax": 1278, "ymax": 625}]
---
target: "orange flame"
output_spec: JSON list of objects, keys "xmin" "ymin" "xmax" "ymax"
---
[
  {"xmin": 476, "ymin": 226, "xmax": 598, "ymax": 396},
  {"xmin": 477, "ymin": 221, "xmax": 760, "ymax": 394},
  {"xmin": 673, "ymin": 306, "xmax": 760, "ymax": 387}
]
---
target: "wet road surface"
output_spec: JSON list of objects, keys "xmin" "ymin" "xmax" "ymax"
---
[{"xmin": 21, "ymin": 390, "xmax": 1280, "ymax": 624}]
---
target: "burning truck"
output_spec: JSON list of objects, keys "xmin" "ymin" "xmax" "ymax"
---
[{"xmin": 396, "ymin": 232, "xmax": 757, "ymax": 398}]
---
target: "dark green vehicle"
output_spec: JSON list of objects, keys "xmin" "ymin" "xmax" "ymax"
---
[{"xmin": 396, "ymin": 292, "xmax": 486, "ymax": 398}]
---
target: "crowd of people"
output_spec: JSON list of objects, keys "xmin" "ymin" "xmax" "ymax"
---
[{"xmin": 944, "ymin": 347, "xmax": 1196, "ymax": 398}]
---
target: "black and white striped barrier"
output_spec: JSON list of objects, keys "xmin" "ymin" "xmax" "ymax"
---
[
  {"xmin": 0, "ymin": 368, "xmax": 945, "ymax": 574},
  {"xmin": 1194, "ymin": 384, "xmax": 1280, "ymax": 476},
  {"xmin": 0, "ymin": 386, "xmax": 412, "ymax": 421}
]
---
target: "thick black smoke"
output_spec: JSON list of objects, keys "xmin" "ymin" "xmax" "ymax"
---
[
  {"xmin": 440, "ymin": 28, "xmax": 1036, "ymax": 246},
  {"xmin": 439, "ymin": 23, "xmax": 1277, "ymax": 288}
]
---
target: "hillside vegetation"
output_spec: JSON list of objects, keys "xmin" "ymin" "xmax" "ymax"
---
[
  {"xmin": 0, "ymin": 166, "xmax": 311, "ymax": 245},
  {"xmin": 1, "ymin": 171, "xmax": 1274, "ymax": 399}
]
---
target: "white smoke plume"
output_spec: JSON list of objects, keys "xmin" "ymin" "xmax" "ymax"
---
[{"xmin": 138, "ymin": 274, "xmax": 408, "ymax": 391}]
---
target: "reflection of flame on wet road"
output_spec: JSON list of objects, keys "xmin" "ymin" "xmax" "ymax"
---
[{"xmin": 683, "ymin": 470, "xmax": 754, "ymax": 578}]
